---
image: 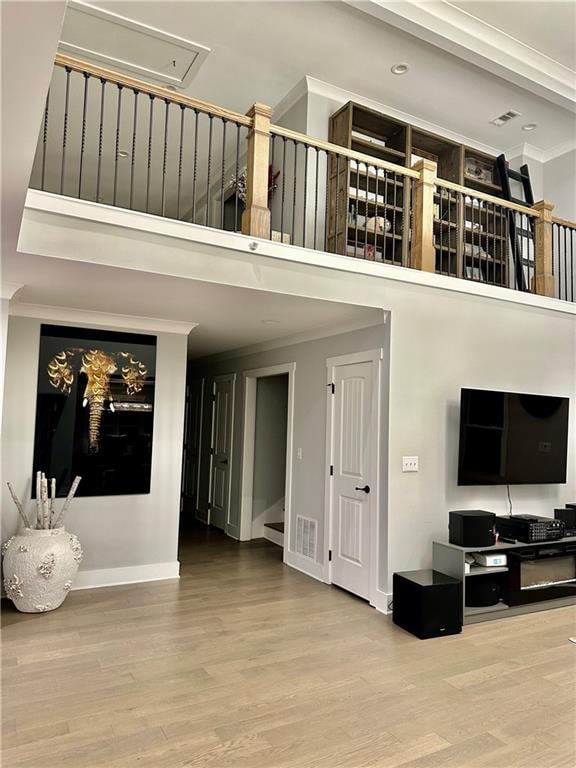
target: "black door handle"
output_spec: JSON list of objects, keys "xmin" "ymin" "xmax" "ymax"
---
[
  {"xmin": 355, "ymin": 485, "xmax": 370, "ymax": 494},
  {"xmin": 220, "ymin": 458, "xmax": 228, "ymax": 465}
]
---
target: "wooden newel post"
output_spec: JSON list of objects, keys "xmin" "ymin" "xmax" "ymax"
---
[
  {"xmin": 242, "ymin": 102, "xmax": 273, "ymax": 239},
  {"xmin": 412, "ymin": 158, "xmax": 437, "ymax": 273},
  {"xmin": 532, "ymin": 200, "xmax": 555, "ymax": 298}
]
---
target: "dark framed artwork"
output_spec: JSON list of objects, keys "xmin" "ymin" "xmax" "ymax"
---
[{"xmin": 33, "ymin": 325, "xmax": 157, "ymax": 497}]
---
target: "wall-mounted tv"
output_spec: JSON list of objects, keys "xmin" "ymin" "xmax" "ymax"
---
[{"xmin": 458, "ymin": 388, "xmax": 569, "ymax": 486}]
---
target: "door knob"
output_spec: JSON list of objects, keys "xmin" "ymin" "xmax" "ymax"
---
[
  {"xmin": 220, "ymin": 458, "xmax": 228, "ymax": 465},
  {"xmin": 355, "ymin": 485, "xmax": 370, "ymax": 494}
]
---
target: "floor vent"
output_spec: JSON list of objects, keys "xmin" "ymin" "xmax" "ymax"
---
[{"xmin": 295, "ymin": 515, "xmax": 317, "ymax": 560}]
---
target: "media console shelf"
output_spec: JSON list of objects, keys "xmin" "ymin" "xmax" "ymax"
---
[{"xmin": 433, "ymin": 536, "xmax": 576, "ymax": 624}]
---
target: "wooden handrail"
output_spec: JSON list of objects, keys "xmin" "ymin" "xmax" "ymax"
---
[
  {"xmin": 437, "ymin": 178, "xmax": 540, "ymax": 218},
  {"xmin": 270, "ymin": 124, "xmax": 420, "ymax": 179},
  {"xmin": 54, "ymin": 53, "xmax": 252, "ymax": 127},
  {"xmin": 552, "ymin": 215, "xmax": 576, "ymax": 229}
]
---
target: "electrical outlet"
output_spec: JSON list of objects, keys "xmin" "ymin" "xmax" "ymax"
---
[
  {"xmin": 297, "ymin": 447, "xmax": 303, "ymax": 460},
  {"xmin": 402, "ymin": 456, "xmax": 419, "ymax": 472}
]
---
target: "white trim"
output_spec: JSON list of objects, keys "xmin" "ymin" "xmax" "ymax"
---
[
  {"xmin": 10, "ymin": 301, "xmax": 197, "ymax": 335},
  {"xmin": 325, "ymin": 348, "xmax": 383, "ymax": 608},
  {"xmin": 343, "ymin": 1, "xmax": 576, "ymax": 112},
  {"xmin": 284, "ymin": 549, "xmax": 326, "ymax": 583},
  {"xmin": 195, "ymin": 317, "xmax": 384, "ymax": 365},
  {"xmin": 1, "ymin": 283, "xmax": 24, "ymax": 301},
  {"xmin": 73, "ymin": 560, "xmax": 180, "ymax": 590},
  {"xmin": 263, "ymin": 526, "xmax": 284, "ymax": 548},
  {"xmin": 273, "ymin": 77, "xmax": 308, "ymax": 126},
  {"xmin": 373, "ymin": 590, "xmax": 392, "ymax": 615},
  {"xmin": 239, "ymin": 363, "xmax": 296, "ymax": 553},
  {"xmin": 208, "ymin": 373, "xmax": 236, "ymax": 533},
  {"xmin": 22, "ymin": 191, "xmax": 575, "ymax": 318}
]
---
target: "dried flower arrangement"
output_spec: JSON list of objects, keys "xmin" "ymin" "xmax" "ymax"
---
[
  {"xmin": 6, "ymin": 471, "xmax": 81, "ymax": 530},
  {"xmin": 230, "ymin": 164, "xmax": 280, "ymax": 205}
]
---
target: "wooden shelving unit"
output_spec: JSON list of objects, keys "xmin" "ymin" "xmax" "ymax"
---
[{"xmin": 328, "ymin": 102, "xmax": 507, "ymax": 282}]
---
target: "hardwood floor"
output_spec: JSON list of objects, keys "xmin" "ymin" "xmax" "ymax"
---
[{"xmin": 2, "ymin": 524, "xmax": 575, "ymax": 768}]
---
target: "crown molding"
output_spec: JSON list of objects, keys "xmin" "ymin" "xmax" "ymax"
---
[
  {"xmin": 9, "ymin": 302, "xmax": 198, "ymax": 335},
  {"xmin": 1, "ymin": 282, "xmax": 24, "ymax": 301},
  {"xmin": 305, "ymin": 76, "xmax": 500, "ymax": 157},
  {"xmin": 344, "ymin": 1, "xmax": 576, "ymax": 112},
  {"xmin": 273, "ymin": 77, "xmax": 308, "ymax": 126}
]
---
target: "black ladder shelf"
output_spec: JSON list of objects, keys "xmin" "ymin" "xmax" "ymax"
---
[{"xmin": 496, "ymin": 154, "xmax": 535, "ymax": 292}]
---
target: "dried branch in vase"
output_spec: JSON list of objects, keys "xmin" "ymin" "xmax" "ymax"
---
[{"xmin": 6, "ymin": 472, "xmax": 82, "ymax": 530}]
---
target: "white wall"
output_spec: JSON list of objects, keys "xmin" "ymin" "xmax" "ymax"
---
[
  {"xmin": 251, "ymin": 374, "xmax": 288, "ymax": 537},
  {"xmin": 1, "ymin": 314, "xmax": 188, "ymax": 588},
  {"xmin": 544, "ymin": 149, "xmax": 576, "ymax": 220}
]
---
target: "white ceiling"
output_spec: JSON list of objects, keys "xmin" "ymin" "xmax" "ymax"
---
[
  {"xmin": 7, "ymin": 254, "xmax": 381, "ymax": 358},
  {"xmin": 451, "ymin": 1, "xmax": 576, "ymax": 70},
  {"xmin": 88, "ymin": 0, "xmax": 575, "ymax": 152}
]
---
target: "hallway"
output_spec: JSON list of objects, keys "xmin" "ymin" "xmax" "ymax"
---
[{"xmin": 2, "ymin": 526, "xmax": 575, "ymax": 767}]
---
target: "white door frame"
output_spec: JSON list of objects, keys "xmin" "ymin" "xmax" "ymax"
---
[
  {"xmin": 324, "ymin": 348, "xmax": 383, "ymax": 608},
  {"xmin": 239, "ymin": 363, "xmax": 296, "ymax": 556},
  {"xmin": 208, "ymin": 373, "xmax": 236, "ymax": 533},
  {"xmin": 192, "ymin": 377, "xmax": 205, "ymax": 521}
]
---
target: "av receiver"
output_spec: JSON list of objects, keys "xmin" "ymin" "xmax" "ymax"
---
[{"xmin": 495, "ymin": 515, "xmax": 565, "ymax": 544}]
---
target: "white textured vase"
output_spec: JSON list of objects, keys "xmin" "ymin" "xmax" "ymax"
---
[{"xmin": 2, "ymin": 528, "xmax": 83, "ymax": 613}]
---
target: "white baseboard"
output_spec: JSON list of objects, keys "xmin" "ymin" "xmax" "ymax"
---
[
  {"xmin": 263, "ymin": 527, "xmax": 284, "ymax": 547},
  {"xmin": 284, "ymin": 550, "xmax": 326, "ymax": 582},
  {"xmin": 373, "ymin": 590, "xmax": 393, "ymax": 615},
  {"xmin": 73, "ymin": 561, "xmax": 180, "ymax": 590}
]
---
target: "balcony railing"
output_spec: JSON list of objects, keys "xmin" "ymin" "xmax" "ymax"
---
[{"xmin": 30, "ymin": 54, "xmax": 575, "ymax": 303}]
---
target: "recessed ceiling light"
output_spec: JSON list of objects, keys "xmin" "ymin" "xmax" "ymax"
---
[
  {"xmin": 262, "ymin": 320, "xmax": 280, "ymax": 326},
  {"xmin": 117, "ymin": 150, "xmax": 130, "ymax": 159},
  {"xmin": 391, "ymin": 63, "xmax": 409, "ymax": 75},
  {"xmin": 522, "ymin": 123, "xmax": 537, "ymax": 132}
]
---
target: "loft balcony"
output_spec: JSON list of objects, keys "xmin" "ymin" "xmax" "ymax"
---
[{"xmin": 27, "ymin": 54, "xmax": 575, "ymax": 304}]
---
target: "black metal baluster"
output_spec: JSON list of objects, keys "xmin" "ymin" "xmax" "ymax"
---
[
  {"xmin": 324, "ymin": 151, "xmax": 330, "ymax": 251},
  {"xmin": 161, "ymin": 99, "xmax": 170, "ymax": 217},
  {"xmin": 313, "ymin": 147, "xmax": 319, "ymax": 249},
  {"xmin": 145, "ymin": 94, "xmax": 154, "ymax": 213},
  {"xmin": 60, "ymin": 67, "xmax": 71, "ymax": 196},
  {"xmin": 269, "ymin": 134, "xmax": 275, "ymax": 239},
  {"xmin": 448, "ymin": 189, "xmax": 452, "ymax": 274},
  {"xmin": 280, "ymin": 137, "xmax": 287, "ymax": 240},
  {"xmin": 564, "ymin": 225, "xmax": 568, "ymax": 301},
  {"xmin": 129, "ymin": 90, "xmax": 139, "ymax": 211},
  {"xmin": 191, "ymin": 109, "xmax": 199, "ymax": 223},
  {"xmin": 113, "ymin": 84, "xmax": 123, "ymax": 207},
  {"xmin": 334, "ymin": 154, "xmax": 340, "ymax": 255},
  {"xmin": 291, "ymin": 140, "xmax": 297, "ymax": 246},
  {"xmin": 235, "ymin": 123, "xmax": 241, "ymax": 234},
  {"xmin": 374, "ymin": 164, "xmax": 379, "ymax": 262},
  {"xmin": 205, "ymin": 115, "xmax": 213, "ymax": 227},
  {"xmin": 96, "ymin": 78, "xmax": 106, "ymax": 203},
  {"xmin": 40, "ymin": 89, "xmax": 50, "ymax": 191},
  {"xmin": 383, "ymin": 170, "xmax": 388, "ymax": 262},
  {"xmin": 78, "ymin": 72, "xmax": 89, "ymax": 198},
  {"xmin": 353, "ymin": 158, "xmax": 359, "ymax": 257},
  {"xmin": 571, "ymin": 228, "xmax": 574, "ymax": 302},
  {"xmin": 392, "ymin": 173, "xmax": 397, "ymax": 263},
  {"xmin": 176, "ymin": 105, "xmax": 185, "ymax": 219},
  {"xmin": 364, "ymin": 161, "xmax": 370, "ymax": 259},
  {"xmin": 220, "ymin": 119, "xmax": 227, "ymax": 230},
  {"xmin": 439, "ymin": 188, "xmax": 443, "ymax": 272},
  {"xmin": 302, "ymin": 144, "xmax": 308, "ymax": 247}
]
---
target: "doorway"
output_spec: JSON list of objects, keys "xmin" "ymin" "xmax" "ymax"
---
[
  {"xmin": 325, "ymin": 349, "xmax": 382, "ymax": 602},
  {"xmin": 240, "ymin": 364, "xmax": 296, "ymax": 553}
]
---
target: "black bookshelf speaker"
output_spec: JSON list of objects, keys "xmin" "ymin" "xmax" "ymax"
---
[
  {"xmin": 393, "ymin": 570, "xmax": 462, "ymax": 640},
  {"xmin": 555, "ymin": 507, "xmax": 576, "ymax": 531},
  {"xmin": 449, "ymin": 510, "xmax": 496, "ymax": 547}
]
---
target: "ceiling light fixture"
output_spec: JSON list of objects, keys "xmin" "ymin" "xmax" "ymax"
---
[
  {"xmin": 262, "ymin": 320, "xmax": 280, "ymax": 326},
  {"xmin": 391, "ymin": 63, "xmax": 409, "ymax": 75},
  {"xmin": 522, "ymin": 123, "xmax": 537, "ymax": 132},
  {"xmin": 117, "ymin": 150, "xmax": 130, "ymax": 158}
]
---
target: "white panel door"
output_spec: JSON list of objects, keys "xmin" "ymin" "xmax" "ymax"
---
[
  {"xmin": 330, "ymin": 360, "xmax": 375, "ymax": 600},
  {"xmin": 209, "ymin": 376, "xmax": 234, "ymax": 531}
]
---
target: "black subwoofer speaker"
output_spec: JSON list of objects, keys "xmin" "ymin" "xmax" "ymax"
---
[
  {"xmin": 449, "ymin": 510, "xmax": 495, "ymax": 547},
  {"xmin": 393, "ymin": 570, "xmax": 462, "ymax": 640},
  {"xmin": 465, "ymin": 575, "xmax": 501, "ymax": 607}
]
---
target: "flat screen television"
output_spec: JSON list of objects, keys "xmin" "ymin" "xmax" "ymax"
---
[{"xmin": 458, "ymin": 388, "xmax": 569, "ymax": 485}]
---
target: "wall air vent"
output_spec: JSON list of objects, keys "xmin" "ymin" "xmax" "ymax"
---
[
  {"xmin": 490, "ymin": 110, "xmax": 521, "ymax": 127},
  {"xmin": 59, "ymin": 1, "xmax": 210, "ymax": 89},
  {"xmin": 295, "ymin": 515, "xmax": 317, "ymax": 561}
]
